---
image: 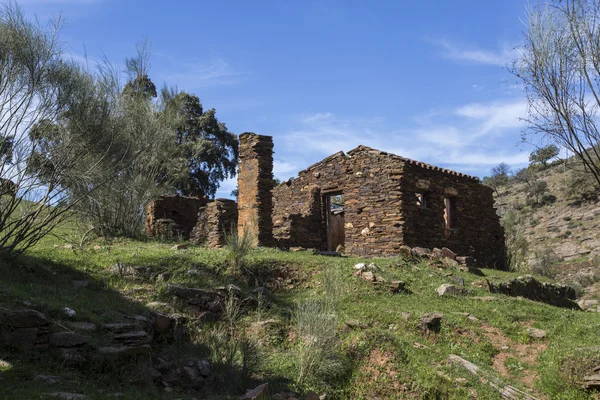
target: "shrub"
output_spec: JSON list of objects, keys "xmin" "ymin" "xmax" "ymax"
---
[
  {"xmin": 294, "ymin": 299, "xmax": 345, "ymax": 385},
  {"xmin": 563, "ymin": 170, "xmax": 599, "ymax": 201},
  {"xmin": 530, "ymin": 246, "xmax": 559, "ymax": 278},
  {"xmin": 503, "ymin": 210, "xmax": 530, "ymax": 271},
  {"xmin": 224, "ymin": 224, "xmax": 254, "ymax": 273}
]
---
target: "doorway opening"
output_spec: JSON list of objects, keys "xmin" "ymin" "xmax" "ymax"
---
[{"xmin": 324, "ymin": 192, "xmax": 345, "ymax": 252}]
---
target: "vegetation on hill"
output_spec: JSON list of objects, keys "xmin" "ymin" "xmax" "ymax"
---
[{"xmin": 1, "ymin": 222, "xmax": 600, "ymax": 399}]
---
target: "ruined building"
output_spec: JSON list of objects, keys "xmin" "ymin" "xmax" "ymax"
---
[{"xmin": 146, "ymin": 132, "xmax": 506, "ymax": 269}]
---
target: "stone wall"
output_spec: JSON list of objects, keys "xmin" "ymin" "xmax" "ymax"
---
[
  {"xmin": 191, "ymin": 199, "xmax": 238, "ymax": 248},
  {"xmin": 400, "ymin": 163, "xmax": 505, "ymax": 269},
  {"xmin": 237, "ymin": 133, "xmax": 274, "ymax": 246},
  {"xmin": 271, "ymin": 145, "xmax": 506, "ymax": 269},
  {"xmin": 145, "ymin": 195, "xmax": 207, "ymax": 239}
]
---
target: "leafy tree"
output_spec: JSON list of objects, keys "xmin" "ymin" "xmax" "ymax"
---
[
  {"xmin": 512, "ymin": 0, "xmax": 600, "ymax": 187},
  {"xmin": 513, "ymin": 167, "xmax": 535, "ymax": 187},
  {"xmin": 163, "ymin": 91, "xmax": 238, "ymax": 198},
  {"xmin": 529, "ymin": 145, "xmax": 559, "ymax": 169},
  {"xmin": 483, "ymin": 163, "xmax": 511, "ymax": 195}
]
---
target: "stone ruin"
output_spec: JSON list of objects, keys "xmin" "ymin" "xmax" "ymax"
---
[
  {"xmin": 145, "ymin": 133, "xmax": 506, "ymax": 269},
  {"xmin": 145, "ymin": 195, "xmax": 206, "ymax": 239}
]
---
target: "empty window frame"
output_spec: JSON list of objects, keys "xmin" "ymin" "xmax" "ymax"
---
[
  {"xmin": 415, "ymin": 192, "xmax": 427, "ymax": 208},
  {"xmin": 444, "ymin": 197, "xmax": 455, "ymax": 229}
]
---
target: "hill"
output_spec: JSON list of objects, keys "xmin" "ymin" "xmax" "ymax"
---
[
  {"xmin": 0, "ymin": 229, "xmax": 599, "ymax": 399},
  {"xmin": 494, "ymin": 159, "xmax": 600, "ymax": 301}
]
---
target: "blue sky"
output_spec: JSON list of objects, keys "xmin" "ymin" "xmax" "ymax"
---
[{"xmin": 19, "ymin": 0, "xmax": 536, "ymax": 198}]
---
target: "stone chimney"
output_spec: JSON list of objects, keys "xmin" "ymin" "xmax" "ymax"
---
[{"xmin": 237, "ymin": 133, "xmax": 274, "ymax": 246}]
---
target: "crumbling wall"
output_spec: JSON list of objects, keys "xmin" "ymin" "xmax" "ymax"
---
[
  {"xmin": 400, "ymin": 162, "xmax": 505, "ymax": 269},
  {"xmin": 237, "ymin": 133, "xmax": 274, "ymax": 246},
  {"xmin": 272, "ymin": 147, "xmax": 406, "ymax": 255},
  {"xmin": 191, "ymin": 199, "xmax": 238, "ymax": 248},
  {"xmin": 145, "ymin": 195, "xmax": 206, "ymax": 239}
]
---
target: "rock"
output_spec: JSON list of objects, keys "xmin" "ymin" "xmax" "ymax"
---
[
  {"xmin": 389, "ymin": 280, "xmax": 406, "ymax": 293},
  {"xmin": 62, "ymin": 244, "xmax": 74, "ymax": 250},
  {"xmin": 335, "ymin": 244, "xmax": 344, "ymax": 253},
  {"xmin": 290, "ymin": 247, "xmax": 305, "ymax": 252},
  {"xmin": 436, "ymin": 284, "xmax": 462, "ymax": 296},
  {"xmin": 455, "ymin": 256, "xmax": 475, "ymax": 269},
  {"xmin": 419, "ymin": 313, "xmax": 444, "ymax": 334},
  {"xmin": 2, "ymin": 309, "xmax": 49, "ymax": 328},
  {"xmin": 583, "ymin": 374, "xmax": 600, "ymax": 391},
  {"xmin": 93, "ymin": 245, "xmax": 102, "ymax": 251},
  {"xmin": 63, "ymin": 307, "xmax": 76, "ymax": 318},
  {"xmin": 197, "ymin": 359, "xmax": 212, "ymax": 377},
  {"xmin": 344, "ymin": 320, "xmax": 368, "ymax": 329},
  {"xmin": 152, "ymin": 312, "xmax": 172, "ymax": 333},
  {"xmin": 65, "ymin": 322, "xmax": 96, "ymax": 331},
  {"xmin": 240, "ymin": 383, "xmax": 269, "ymax": 399},
  {"xmin": 412, "ymin": 247, "xmax": 432, "ymax": 258},
  {"xmin": 353, "ymin": 263, "xmax": 366, "ymax": 271},
  {"xmin": 578, "ymin": 299, "xmax": 599, "ymax": 310},
  {"xmin": 375, "ymin": 275, "xmax": 386, "ymax": 283},
  {"xmin": 34, "ymin": 375, "xmax": 66, "ymax": 384},
  {"xmin": 112, "ymin": 331, "xmax": 151, "ymax": 346},
  {"xmin": 442, "ymin": 258, "xmax": 460, "ymax": 269},
  {"xmin": 49, "ymin": 332, "xmax": 89, "ymax": 348},
  {"xmin": 71, "ymin": 280, "xmax": 88, "ymax": 288},
  {"xmin": 44, "ymin": 393, "xmax": 86, "ymax": 400},
  {"xmin": 360, "ymin": 271, "xmax": 375, "ymax": 282},
  {"xmin": 171, "ymin": 244, "xmax": 189, "ymax": 250},
  {"xmin": 432, "ymin": 248, "xmax": 444, "ymax": 258},
  {"xmin": 5, "ymin": 327, "xmax": 40, "ymax": 351},
  {"xmin": 103, "ymin": 322, "xmax": 139, "ymax": 334},
  {"xmin": 367, "ymin": 263, "xmax": 380, "ymax": 271},
  {"xmin": 488, "ymin": 275, "xmax": 578, "ymax": 309},
  {"xmin": 145, "ymin": 367, "xmax": 162, "ymax": 379},
  {"xmin": 59, "ymin": 348, "xmax": 86, "ymax": 363},
  {"xmin": 451, "ymin": 276, "xmax": 465, "ymax": 286},
  {"xmin": 98, "ymin": 345, "xmax": 151, "ymax": 357},
  {"xmin": 166, "ymin": 284, "xmax": 225, "ymax": 313},
  {"xmin": 398, "ymin": 245, "xmax": 413, "ymax": 257},
  {"xmin": 156, "ymin": 273, "xmax": 172, "ymax": 282},
  {"xmin": 526, "ymin": 328, "xmax": 547, "ymax": 339},
  {"xmin": 441, "ymin": 247, "xmax": 457, "ymax": 260}
]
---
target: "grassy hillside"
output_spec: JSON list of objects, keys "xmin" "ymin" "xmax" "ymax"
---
[
  {"xmin": 494, "ymin": 160, "xmax": 600, "ymax": 300},
  {"xmin": 1, "ymin": 225, "xmax": 599, "ymax": 399}
]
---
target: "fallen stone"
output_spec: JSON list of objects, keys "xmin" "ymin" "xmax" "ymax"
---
[
  {"xmin": 389, "ymin": 280, "xmax": 406, "ymax": 293},
  {"xmin": 197, "ymin": 359, "xmax": 212, "ymax": 377},
  {"xmin": 44, "ymin": 393, "xmax": 86, "ymax": 400},
  {"xmin": 419, "ymin": 313, "xmax": 444, "ymax": 334},
  {"xmin": 156, "ymin": 273, "xmax": 172, "ymax": 282},
  {"xmin": 583, "ymin": 374, "xmax": 600, "ymax": 391},
  {"xmin": 65, "ymin": 322, "xmax": 96, "ymax": 331},
  {"xmin": 49, "ymin": 332, "xmax": 89, "ymax": 348},
  {"xmin": 442, "ymin": 247, "xmax": 457, "ymax": 260},
  {"xmin": 353, "ymin": 263, "xmax": 366, "ymax": 271},
  {"xmin": 432, "ymin": 248, "xmax": 444, "ymax": 258},
  {"xmin": 63, "ymin": 308, "xmax": 76, "ymax": 318},
  {"xmin": 171, "ymin": 244, "xmax": 189, "ymax": 250},
  {"xmin": 112, "ymin": 331, "xmax": 150, "ymax": 345},
  {"xmin": 436, "ymin": 284, "xmax": 462, "ymax": 296},
  {"xmin": 526, "ymin": 328, "xmax": 547, "ymax": 339},
  {"xmin": 152, "ymin": 312, "xmax": 172, "ymax": 333},
  {"xmin": 412, "ymin": 247, "xmax": 432, "ymax": 258},
  {"xmin": 375, "ymin": 275, "xmax": 386, "ymax": 283},
  {"xmin": 455, "ymin": 256, "xmax": 475, "ymax": 269},
  {"xmin": 2, "ymin": 309, "xmax": 49, "ymax": 328},
  {"xmin": 240, "ymin": 383, "xmax": 269, "ymax": 399},
  {"xmin": 103, "ymin": 323, "xmax": 139, "ymax": 334},
  {"xmin": 578, "ymin": 299, "xmax": 599, "ymax": 310},
  {"xmin": 5, "ymin": 327, "xmax": 40, "ymax": 351},
  {"xmin": 344, "ymin": 320, "xmax": 368, "ymax": 329},
  {"xmin": 144, "ymin": 367, "xmax": 162, "ymax": 379},
  {"xmin": 367, "ymin": 263, "xmax": 380, "ymax": 271},
  {"xmin": 98, "ymin": 345, "xmax": 151, "ymax": 357},
  {"xmin": 488, "ymin": 275, "xmax": 578, "ymax": 309},
  {"xmin": 360, "ymin": 271, "xmax": 375, "ymax": 282}
]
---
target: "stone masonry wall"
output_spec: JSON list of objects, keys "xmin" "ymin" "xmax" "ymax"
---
[
  {"xmin": 190, "ymin": 199, "xmax": 238, "ymax": 248},
  {"xmin": 272, "ymin": 146, "xmax": 406, "ymax": 255},
  {"xmin": 272, "ymin": 145, "xmax": 506, "ymax": 269},
  {"xmin": 400, "ymin": 163, "xmax": 506, "ymax": 269},
  {"xmin": 145, "ymin": 195, "xmax": 207, "ymax": 238},
  {"xmin": 237, "ymin": 133, "xmax": 275, "ymax": 246}
]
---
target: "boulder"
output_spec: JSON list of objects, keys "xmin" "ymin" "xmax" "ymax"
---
[
  {"xmin": 419, "ymin": 313, "xmax": 444, "ymax": 334},
  {"xmin": 2, "ymin": 309, "xmax": 49, "ymax": 328},
  {"xmin": 583, "ymin": 374, "xmax": 600, "ymax": 391},
  {"xmin": 240, "ymin": 383, "xmax": 269, "ymax": 399},
  {"xmin": 360, "ymin": 271, "xmax": 375, "ymax": 282},
  {"xmin": 488, "ymin": 275, "xmax": 578, "ymax": 309},
  {"xmin": 389, "ymin": 280, "xmax": 406, "ymax": 293},
  {"xmin": 441, "ymin": 247, "xmax": 457, "ymax": 260},
  {"xmin": 578, "ymin": 299, "xmax": 599, "ymax": 311},
  {"xmin": 49, "ymin": 332, "xmax": 89, "ymax": 348},
  {"xmin": 436, "ymin": 284, "xmax": 462, "ymax": 296},
  {"xmin": 398, "ymin": 245, "xmax": 413, "ymax": 257},
  {"xmin": 353, "ymin": 263, "xmax": 366, "ymax": 271},
  {"xmin": 412, "ymin": 247, "xmax": 431, "ymax": 258}
]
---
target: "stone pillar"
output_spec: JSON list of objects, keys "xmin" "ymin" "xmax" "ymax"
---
[{"xmin": 237, "ymin": 133, "xmax": 274, "ymax": 246}]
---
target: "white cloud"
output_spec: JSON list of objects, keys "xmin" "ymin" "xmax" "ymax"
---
[
  {"xmin": 433, "ymin": 39, "xmax": 517, "ymax": 66},
  {"xmin": 278, "ymin": 97, "xmax": 530, "ymax": 179},
  {"xmin": 155, "ymin": 54, "xmax": 246, "ymax": 88}
]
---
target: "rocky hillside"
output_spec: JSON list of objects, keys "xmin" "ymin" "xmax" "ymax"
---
[{"xmin": 493, "ymin": 159, "xmax": 600, "ymax": 296}]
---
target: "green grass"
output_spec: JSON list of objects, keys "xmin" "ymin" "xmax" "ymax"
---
[{"xmin": 1, "ymin": 228, "xmax": 599, "ymax": 399}]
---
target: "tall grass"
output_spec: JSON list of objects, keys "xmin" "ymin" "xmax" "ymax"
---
[{"xmin": 224, "ymin": 224, "xmax": 254, "ymax": 273}]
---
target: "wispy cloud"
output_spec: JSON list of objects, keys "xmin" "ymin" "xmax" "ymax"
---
[
  {"xmin": 278, "ymin": 97, "xmax": 530, "ymax": 179},
  {"xmin": 433, "ymin": 39, "xmax": 516, "ymax": 66},
  {"xmin": 155, "ymin": 53, "xmax": 246, "ymax": 89}
]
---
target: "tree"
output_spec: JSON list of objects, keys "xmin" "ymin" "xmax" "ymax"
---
[
  {"xmin": 527, "ymin": 180, "xmax": 548, "ymax": 204},
  {"xmin": 529, "ymin": 145, "xmax": 559, "ymax": 169},
  {"xmin": 163, "ymin": 91, "xmax": 238, "ymax": 198},
  {"xmin": 483, "ymin": 163, "xmax": 511, "ymax": 195},
  {"xmin": 513, "ymin": 0, "xmax": 600, "ymax": 187},
  {"xmin": 0, "ymin": 4, "xmax": 130, "ymax": 255},
  {"xmin": 513, "ymin": 167, "xmax": 535, "ymax": 187}
]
